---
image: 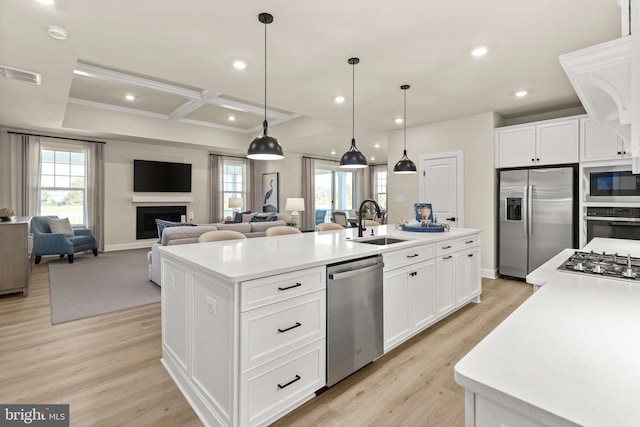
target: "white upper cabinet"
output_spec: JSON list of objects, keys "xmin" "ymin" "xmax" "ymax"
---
[
  {"xmin": 580, "ymin": 118, "xmax": 630, "ymax": 161},
  {"xmin": 495, "ymin": 118, "xmax": 579, "ymax": 168}
]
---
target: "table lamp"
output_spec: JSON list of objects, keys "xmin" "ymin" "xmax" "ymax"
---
[
  {"xmin": 229, "ymin": 197, "xmax": 244, "ymax": 216},
  {"xmin": 285, "ymin": 198, "xmax": 305, "ymax": 229}
]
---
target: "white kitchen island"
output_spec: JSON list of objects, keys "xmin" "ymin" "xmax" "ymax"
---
[
  {"xmin": 455, "ymin": 238, "xmax": 640, "ymax": 427},
  {"xmin": 159, "ymin": 225, "xmax": 482, "ymax": 427}
]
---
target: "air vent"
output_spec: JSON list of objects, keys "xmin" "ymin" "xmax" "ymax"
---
[{"xmin": 0, "ymin": 65, "xmax": 41, "ymax": 85}]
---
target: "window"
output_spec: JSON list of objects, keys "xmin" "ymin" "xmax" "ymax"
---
[
  {"xmin": 375, "ymin": 168, "xmax": 387, "ymax": 211},
  {"xmin": 222, "ymin": 158, "xmax": 246, "ymax": 220},
  {"xmin": 40, "ymin": 147, "xmax": 86, "ymax": 225},
  {"xmin": 314, "ymin": 163, "xmax": 354, "ymax": 223}
]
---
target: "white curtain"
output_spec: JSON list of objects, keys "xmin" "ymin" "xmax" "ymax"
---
[
  {"xmin": 243, "ymin": 157, "xmax": 253, "ymax": 213},
  {"xmin": 85, "ymin": 141, "xmax": 105, "ymax": 251},
  {"xmin": 301, "ymin": 157, "xmax": 315, "ymax": 230},
  {"xmin": 357, "ymin": 167, "xmax": 372, "ymax": 205},
  {"xmin": 209, "ymin": 154, "xmax": 223, "ymax": 223},
  {"xmin": 9, "ymin": 134, "xmax": 41, "ymax": 217}
]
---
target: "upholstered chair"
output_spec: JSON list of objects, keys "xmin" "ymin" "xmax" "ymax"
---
[
  {"xmin": 265, "ymin": 226, "xmax": 303, "ymax": 236},
  {"xmin": 317, "ymin": 223, "xmax": 344, "ymax": 232},
  {"xmin": 331, "ymin": 211, "xmax": 348, "ymax": 227},
  {"xmin": 32, "ymin": 215, "xmax": 98, "ymax": 264},
  {"xmin": 198, "ymin": 230, "xmax": 247, "ymax": 243},
  {"xmin": 362, "ymin": 220, "xmax": 381, "ymax": 227}
]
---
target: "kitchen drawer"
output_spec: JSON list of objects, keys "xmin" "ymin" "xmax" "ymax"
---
[
  {"xmin": 241, "ymin": 340, "xmax": 325, "ymax": 427},
  {"xmin": 455, "ymin": 234, "xmax": 480, "ymax": 250},
  {"xmin": 241, "ymin": 266, "xmax": 326, "ymax": 311},
  {"xmin": 241, "ymin": 290, "xmax": 326, "ymax": 371},
  {"xmin": 435, "ymin": 240, "xmax": 456, "ymax": 256},
  {"xmin": 383, "ymin": 244, "xmax": 435, "ymax": 271}
]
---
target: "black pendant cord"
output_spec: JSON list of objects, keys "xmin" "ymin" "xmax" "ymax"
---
[
  {"xmin": 403, "ymin": 87, "xmax": 407, "ymax": 153},
  {"xmin": 263, "ymin": 18, "xmax": 268, "ymax": 133},
  {"xmin": 352, "ymin": 60, "xmax": 355, "ymax": 143}
]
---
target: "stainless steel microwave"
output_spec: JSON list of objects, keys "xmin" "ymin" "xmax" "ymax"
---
[{"xmin": 589, "ymin": 171, "xmax": 640, "ymax": 197}]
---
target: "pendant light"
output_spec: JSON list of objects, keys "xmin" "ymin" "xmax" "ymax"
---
[
  {"xmin": 247, "ymin": 12, "xmax": 284, "ymax": 160},
  {"xmin": 340, "ymin": 57, "xmax": 368, "ymax": 168},
  {"xmin": 393, "ymin": 84, "xmax": 417, "ymax": 174}
]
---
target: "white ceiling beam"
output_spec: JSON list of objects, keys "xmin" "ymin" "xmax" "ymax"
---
[{"xmin": 68, "ymin": 97, "xmax": 169, "ymax": 119}]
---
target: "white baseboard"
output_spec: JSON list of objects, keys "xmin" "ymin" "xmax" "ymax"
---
[
  {"xmin": 481, "ymin": 268, "xmax": 497, "ymax": 279},
  {"xmin": 104, "ymin": 240, "xmax": 156, "ymax": 252}
]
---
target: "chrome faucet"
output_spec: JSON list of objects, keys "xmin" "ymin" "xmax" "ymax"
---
[{"xmin": 358, "ymin": 199, "xmax": 381, "ymax": 237}]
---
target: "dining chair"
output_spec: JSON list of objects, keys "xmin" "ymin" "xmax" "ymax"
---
[
  {"xmin": 318, "ymin": 223, "xmax": 344, "ymax": 232},
  {"xmin": 331, "ymin": 211, "xmax": 348, "ymax": 227},
  {"xmin": 265, "ymin": 226, "xmax": 303, "ymax": 236},
  {"xmin": 198, "ymin": 230, "xmax": 247, "ymax": 242}
]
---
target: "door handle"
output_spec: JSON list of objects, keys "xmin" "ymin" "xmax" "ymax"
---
[{"xmin": 446, "ymin": 217, "xmax": 456, "ymax": 222}]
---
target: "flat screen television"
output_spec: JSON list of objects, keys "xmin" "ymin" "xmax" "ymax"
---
[{"xmin": 134, "ymin": 159, "xmax": 192, "ymax": 192}]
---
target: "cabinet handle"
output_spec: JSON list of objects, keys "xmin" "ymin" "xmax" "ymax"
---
[
  {"xmin": 278, "ymin": 282, "xmax": 302, "ymax": 291},
  {"xmin": 278, "ymin": 322, "xmax": 302, "ymax": 333},
  {"xmin": 277, "ymin": 374, "xmax": 301, "ymax": 389},
  {"xmin": 465, "ymin": 240, "xmax": 474, "ymax": 244},
  {"xmin": 410, "ymin": 271, "xmax": 418, "ymax": 277},
  {"xmin": 467, "ymin": 254, "xmax": 474, "ymax": 258},
  {"xmin": 406, "ymin": 254, "xmax": 420, "ymax": 258},
  {"xmin": 536, "ymin": 158, "xmax": 540, "ymax": 161},
  {"xmin": 618, "ymin": 151, "xmax": 622, "ymax": 155},
  {"xmin": 443, "ymin": 255, "xmax": 452, "ymax": 260},
  {"xmin": 531, "ymin": 158, "xmax": 535, "ymax": 162},
  {"xmin": 442, "ymin": 245, "xmax": 452, "ymax": 249}
]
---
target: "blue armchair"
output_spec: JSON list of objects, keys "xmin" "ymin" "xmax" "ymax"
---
[{"xmin": 32, "ymin": 215, "xmax": 98, "ymax": 264}]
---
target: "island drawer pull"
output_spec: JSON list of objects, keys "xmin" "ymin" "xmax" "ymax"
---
[
  {"xmin": 278, "ymin": 322, "xmax": 302, "ymax": 333},
  {"xmin": 443, "ymin": 255, "xmax": 452, "ymax": 260},
  {"xmin": 465, "ymin": 240, "xmax": 475, "ymax": 244},
  {"xmin": 442, "ymin": 245, "xmax": 452, "ymax": 249},
  {"xmin": 278, "ymin": 282, "xmax": 302, "ymax": 291},
  {"xmin": 410, "ymin": 271, "xmax": 418, "ymax": 277},
  {"xmin": 467, "ymin": 254, "xmax": 474, "ymax": 258},
  {"xmin": 406, "ymin": 254, "xmax": 420, "ymax": 258},
  {"xmin": 277, "ymin": 374, "xmax": 301, "ymax": 389}
]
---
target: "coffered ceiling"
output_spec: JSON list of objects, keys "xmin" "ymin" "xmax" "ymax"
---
[{"xmin": 0, "ymin": 1, "xmax": 623, "ymax": 162}]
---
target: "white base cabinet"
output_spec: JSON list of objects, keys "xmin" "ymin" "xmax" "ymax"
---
[
  {"xmin": 383, "ymin": 233, "xmax": 481, "ymax": 353},
  {"xmin": 161, "ymin": 257, "xmax": 326, "ymax": 427}
]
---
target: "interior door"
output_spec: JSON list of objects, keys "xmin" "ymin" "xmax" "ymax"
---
[{"xmin": 421, "ymin": 156, "xmax": 458, "ymax": 227}]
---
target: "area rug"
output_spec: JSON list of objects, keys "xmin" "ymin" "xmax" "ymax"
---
[{"xmin": 48, "ymin": 248, "xmax": 159, "ymax": 324}]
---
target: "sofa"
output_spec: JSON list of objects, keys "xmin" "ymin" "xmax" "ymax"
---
[{"xmin": 148, "ymin": 220, "xmax": 286, "ymax": 286}]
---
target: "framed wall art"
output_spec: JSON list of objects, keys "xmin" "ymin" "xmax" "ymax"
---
[{"xmin": 262, "ymin": 172, "xmax": 279, "ymax": 212}]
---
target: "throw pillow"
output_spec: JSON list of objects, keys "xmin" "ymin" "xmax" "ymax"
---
[
  {"xmin": 156, "ymin": 219, "xmax": 195, "ymax": 242},
  {"xmin": 47, "ymin": 217, "xmax": 74, "ymax": 236},
  {"xmin": 234, "ymin": 210, "xmax": 251, "ymax": 223},
  {"xmin": 250, "ymin": 212, "xmax": 278, "ymax": 222},
  {"xmin": 242, "ymin": 213, "xmax": 257, "ymax": 223}
]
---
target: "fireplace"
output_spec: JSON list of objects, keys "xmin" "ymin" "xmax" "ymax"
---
[{"xmin": 136, "ymin": 206, "xmax": 187, "ymax": 240}]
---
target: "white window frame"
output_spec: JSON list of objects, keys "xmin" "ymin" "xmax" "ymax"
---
[{"xmin": 222, "ymin": 157, "xmax": 247, "ymax": 219}]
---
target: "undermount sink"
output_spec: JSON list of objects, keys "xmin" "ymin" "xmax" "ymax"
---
[{"xmin": 353, "ymin": 237, "xmax": 410, "ymax": 246}]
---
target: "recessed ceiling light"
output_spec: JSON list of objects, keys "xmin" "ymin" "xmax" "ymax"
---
[
  {"xmin": 471, "ymin": 46, "xmax": 488, "ymax": 57},
  {"xmin": 515, "ymin": 90, "xmax": 528, "ymax": 98},
  {"xmin": 394, "ymin": 118, "xmax": 403, "ymax": 124},
  {"xmin": 228, "ymin": 115, "xmax": 236, "ymax": 121},
  {"xmin": 334, "ymin": 96, "xmax": 345, "ymax": 104},
  {"xmin": 331, "ymin": 150, "xmax": 336, "ymax": 155},
  {"xmin": 370, "ymin": 157, "xmax": 376, "ymax": 161},
  {"xmin": 124, "ymin": 94, "xmax": 135, "ymax": 101},
  {"xmin": 233, "ymin": 60, "xmax": 247, "ymax": 70},
  {"xmin": 36, "ymin": 0, "xmax": 55, "ymax": 5},
  {"xmin": 47, "ymin": 26, "xmax": 68, "ymax": 40},
  {"xmin": 374, "ymin": 144, "xmax": 380, "ymax": 148}
]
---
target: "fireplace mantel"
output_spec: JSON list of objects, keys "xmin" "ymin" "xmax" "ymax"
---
[{"xmin": 131, "ymin": 195, "xmax": 193, "ymax": 203}]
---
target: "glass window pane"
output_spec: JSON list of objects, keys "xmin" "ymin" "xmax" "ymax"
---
[
  {"xmin": 41, "ymin": 163, "xmax": 55, "ymax": 175},
  {"xmin": 40, "ymin": 190, "xmax": 84, "ymax": 225},
  {"xmin": 56, "ymin": 176, "xmax": 70, "ymax": 187},
  {"xmin": 41, "ymin": 175, "xmax": 55, "ymax": 187},
  {"xmin": 55, "ymin": 163, "xmax": 70, "ymax": 176},
  {"xmin": 41, "ymin": 150, "xmax": 55, "ymax": 162},
  {"xmin": 70, "ymin": 164, "xmax": 84, "ymax": 176},
  {"xmin": 55, "ymin": 151, "xmax": 70, "ymax": 163},
  {"xmin": 70, "ymin": 177, "xmax": 84, "ymax": 188},
  {"xmin": 70, "ymin": 152, "xmax": 85, "ymax": 165}
]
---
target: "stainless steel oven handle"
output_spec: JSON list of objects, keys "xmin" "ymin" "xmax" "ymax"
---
[
  {"xmin": 328, "ymin": 263, "xmax": 384, "ymax": 280},
  {"xmin": 585, "ymin": 216, "xmax": 640, "ymax": 222}
]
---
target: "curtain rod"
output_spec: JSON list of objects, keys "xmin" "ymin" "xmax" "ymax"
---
[
  {"xmin": 302, "ymin": 155, "xmax": 340, "ymax": 163},
  {"xmin": 209, "ymin": 152, "xmax": 248, "ymax": 160},
  {"xmin": 8, "ymin": 131, "xmax": 106, "ymax": 144}
]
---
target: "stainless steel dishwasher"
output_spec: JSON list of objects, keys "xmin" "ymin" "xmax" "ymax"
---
[{"xmin": 326, "ymin": 255, "xmax": 384, "ymax": 387}]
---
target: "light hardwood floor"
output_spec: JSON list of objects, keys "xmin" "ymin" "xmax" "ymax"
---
[{"xmin": 0, "ymin": 260, "xmax": 532, "ymax": 427}]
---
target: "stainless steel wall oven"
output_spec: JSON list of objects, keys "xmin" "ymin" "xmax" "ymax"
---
[{"xmin": 586, "ymin": 207, "xmax": 640, "ymax": 243}]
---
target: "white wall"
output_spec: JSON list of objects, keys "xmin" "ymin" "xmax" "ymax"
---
[
  {"xmin": 252, "ymin": 152, "xmax": 304, "ymax": 222},
  {"xmin": 386, "ymin": 112, "xmax": 497, "ymax": 273},
  {"xmin": 104, "ymin": 138, "xmax": 212, "ymax": 250}
]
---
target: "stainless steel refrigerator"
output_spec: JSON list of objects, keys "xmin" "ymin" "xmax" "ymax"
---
[{"xmin": 498, "ymin": 167, "xmax": 576, "ymax": 279}]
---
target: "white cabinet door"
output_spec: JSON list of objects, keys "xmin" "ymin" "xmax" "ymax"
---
[
  {"xmin": 436, "ymin": 253, "xmax": 455, "ymax": 318},
  {"xmin": 161, "ymin": 259, "xmax": 189, "ymax": 372},
  {"xmin": 580, "ymin": 118, "xmax": 625, "ymax": 161},
  {"xmin": 455, "ymin": 246, "xmax": 481, "ymax": 307},
  {"xmin": 495, "ymin": 126, "xmax": 536, "ymax": 168},
  {"xmin": 536, "ymin": 119, "xmax": 579, "ymax": 165},
  {"xmin": 383, "ymin": 268, "xmax": 411, "ymax": 351},
  {"xmin": 409, "ymin": 259, "xmax": 436, "ymax": 331}
]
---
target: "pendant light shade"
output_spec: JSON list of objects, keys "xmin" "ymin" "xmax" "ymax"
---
[
  {"xmin": 393, "ymin": 84, "xmax": 417, "ymax": 174},
  {"xmin": 340, "ymin": 57, "xmax": 368, "ymax": 169},
  {"xmin": 247, "ymin": 12, "xmax": 284, "ymax": 160}
]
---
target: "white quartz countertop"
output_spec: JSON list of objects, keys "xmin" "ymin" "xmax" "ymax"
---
[
  {"xmin": 455, "ymin": 238, "xmax": 640, "ymax": 426},
  {"xmin": 160, "ymin": 225, "xmax": 480, "ymax": 282}
]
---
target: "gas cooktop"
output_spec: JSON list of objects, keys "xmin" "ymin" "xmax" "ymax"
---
[{"xmin": 558, "ymin": 251, "xmax": 640, "ymax": 281}]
